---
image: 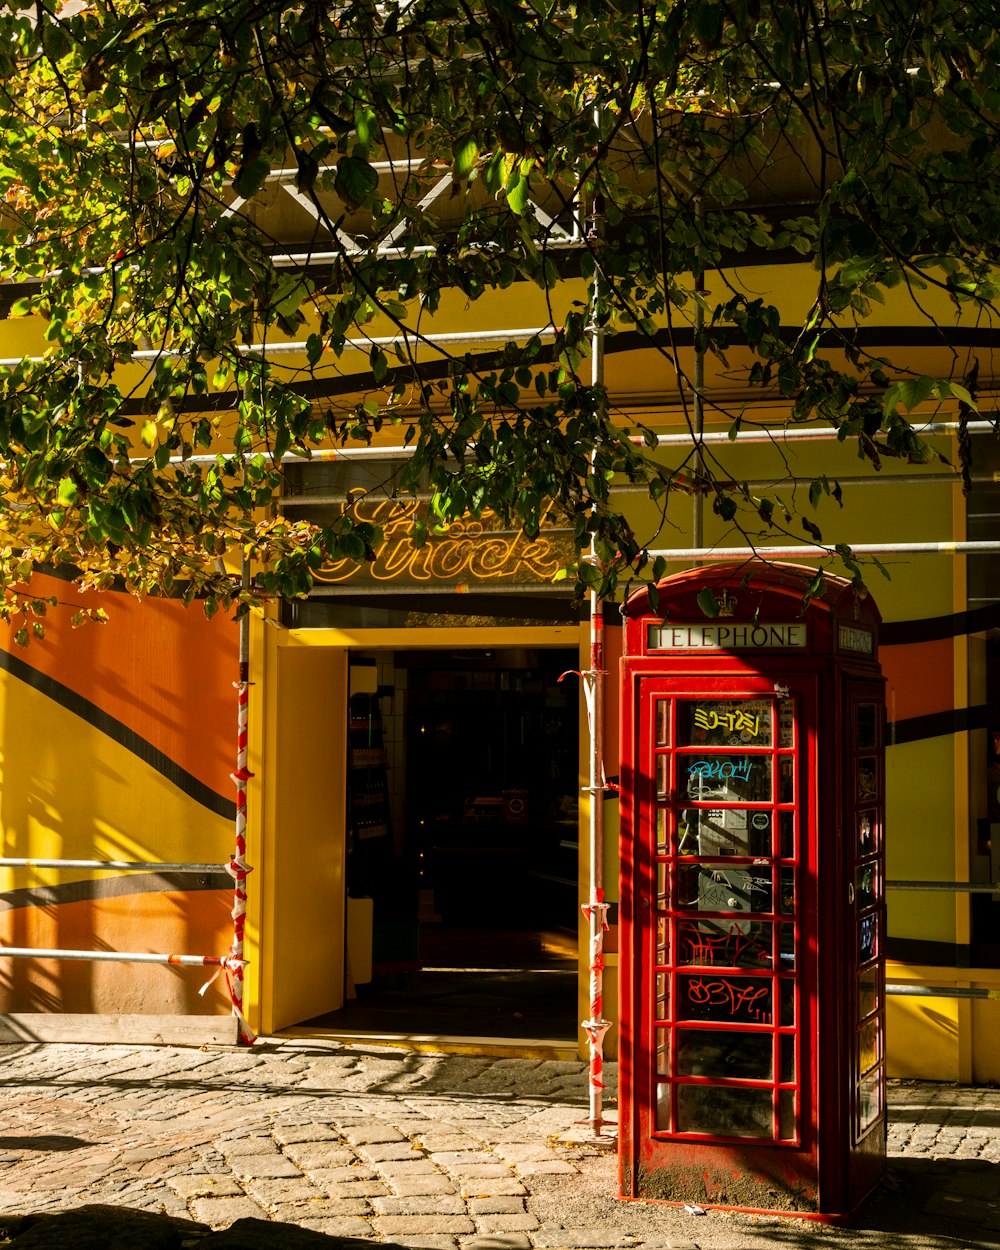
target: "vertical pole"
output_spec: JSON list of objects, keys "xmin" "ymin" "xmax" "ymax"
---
[
  {"xmin": 229, "ymin": 555, "xmax": 255, "ymax": 1044},
  {"xmin": 582, "ymin": 185, "xmax": 611, "ymax": 1137},
  {"xmin": 692, "ymin": 196, "xmax": 705, "ymax": 558}
]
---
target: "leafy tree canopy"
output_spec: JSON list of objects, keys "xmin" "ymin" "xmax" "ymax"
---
[{"xmin": 0, "ymin": 0, "xmax": 996, "ymax": 633}]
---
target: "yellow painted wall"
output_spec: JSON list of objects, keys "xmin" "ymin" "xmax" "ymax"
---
[{"xmin": 0, "ymin": 580, "xmax": 236, "ymax": 1015}]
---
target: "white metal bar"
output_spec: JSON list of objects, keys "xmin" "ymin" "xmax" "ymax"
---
[
  {"xmin": 0, "ymin": 326, "xmax": 558, "ymax": 371},
  {"xmin": 887, "ymin": 880, "xmax": 1000, "ymax": 893},
  {"xmin": 0, "ymin": 946, "xmax": 234, "ymax": 966},
  {"xmin": 646, "ymin": 541, "xmax": 1000, "ymax": 560},
  {"xmin": 635, "ymin": 420, "xmax": 997, "ymax": 447},
  {"xmin": 277, "ymin": 182, "xmax": 359, "ymax": 252},
  {"xmin": 381, "ymin": 171, "xmax": 454, "ymax": 248},
  {"xmin": 887, "ymin": 983, "xmax": 1000, "ymax": 1001},
  {"xmin": 0, "ymin": 858, "xmax": 229, "ymax": 873}
]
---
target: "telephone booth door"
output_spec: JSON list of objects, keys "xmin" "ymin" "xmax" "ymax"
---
[
  {"xmin": 622, "ymin": 675, "xmax": 821, "ymax": 1212},
  {"xmin": 841, "ymin": 679, "xmax": 888, "ymax": 1204},
  {"xmin": 618, "ymin": 561, "xmax": 886, "ymax": 1222}
]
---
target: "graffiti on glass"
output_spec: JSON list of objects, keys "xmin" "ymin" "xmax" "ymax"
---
[
  {"xmin": 860, "ymin": 913, "xmax": 876, "ymax": 961},
  {"xmin": 688, "ymin": 758, "xmax": 753, "ymax": 784},
  {"xmin": 694, "ymin": 708, "xmax": 762, "ymax": 738},
  {"xmin": 679, "ymin": 921, "xmax": 772, "ymax": 968},
  {"xmin": 681, "ymin": 975, "xmax": 773, "ymax": 1023}
]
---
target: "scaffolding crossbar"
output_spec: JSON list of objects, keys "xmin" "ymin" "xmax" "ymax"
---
[
  {"xmin": 0, "ymin": 946, "xmax": 237, "ymax": 967},
  {"xmin": 0, "ymin": 858, "xmax": 230, "ymax": 873},
  {"xmin": 886, "ymin": 880, "xmax": 1000, "ymax": 893},
  {"xmin": 887, "ymin": 983, "xmax": 1000, "ymax": 1001}
]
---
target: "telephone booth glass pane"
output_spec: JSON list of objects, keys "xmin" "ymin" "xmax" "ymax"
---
[
  {"xmin": 677, "ymin": 700, "xmax": 773, "ymax": 747},
  {"xmin": 849, "ymin": 691, "xmax": 886, "ymax": 1144},
  {"xmin": 649, "ymin": 691, "xmax": 802, "ymax": 1146}
]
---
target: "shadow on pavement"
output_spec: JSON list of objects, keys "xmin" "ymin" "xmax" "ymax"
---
[
  {"xmin": 708, "ymin": 1156, "xmax": 1000, "ymax": 1250},
  {"xmin": 0, "ymin": 1206, "xmax": 411, "ymax": 1248},
  {"xmin": 0, "ymin": 1135, "xmax": 90, "ymax": 1152}
]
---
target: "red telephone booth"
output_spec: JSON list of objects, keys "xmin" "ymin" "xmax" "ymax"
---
[{"xmin": 619, "ymin": 561, "xmax": 885, "ymax": 1221}]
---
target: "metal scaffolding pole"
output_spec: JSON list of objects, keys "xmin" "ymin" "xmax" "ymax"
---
[
  {"xmin": 227, "ymin": 554, "xmax": 255, "ymax": 1045},
  {"xmin": 0, "ymin": 858, "xmax": 230, "ymax": 873},
  {"xmin": 633, "ymin": 419, "xmax": 1000, "ymax": 448},
  {"xmin": 646, "ymin": 540, "xmax": 1000, "ymax": 561},
  {"xmin": 0, "ymin": 947, "xmax": 240, "ymax": 967},
  {"xmin": 579, "ymin": 189, "xmax": 612, "ymax": 1139}
]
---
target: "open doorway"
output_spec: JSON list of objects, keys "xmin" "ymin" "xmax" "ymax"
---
[{"xmin": 304, "ymin": 646, "xmax": 580, "ymax": 1042}]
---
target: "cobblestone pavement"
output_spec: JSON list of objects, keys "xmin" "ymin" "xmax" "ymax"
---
[{"xmin": 0, "ymin": 1039, "xmax": 999, "ymax": 1249}]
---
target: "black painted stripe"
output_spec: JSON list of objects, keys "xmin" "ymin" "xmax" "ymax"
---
[
  {"xmin": 0, "ymin": 872, "xmax": 232, "ymax": 912},
  {"xmin": 0, "ymin": 649, "xmax": 236, "ymax": 820},
  {"xmin": 891, "ymin": 704, "xmax": 991, "ymax": 745},
  {"xmin": 886, "ymin": 937, "xmax": 968, "ymax": 967},
  {"xmin": 882, "ymin": 602, "xmax": 1000, "ymax": 646}
]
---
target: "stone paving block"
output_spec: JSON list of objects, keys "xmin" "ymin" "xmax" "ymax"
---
[
  {"xmin": 270, "ymin": 1198, "xmax": 374, "ymax": 1219},
  {"xmin": 457, "ymin": 1180, "xmax": 526, "ymax": 1197},
  {"xmin": 241, "ymin": 1176, "xmax": 327, "ymax": 1205},
  {"xmin": 472, "ymin": 1214, "xmax": 539, "ymax": 1233},
  {"xmin": 294, "ymin": 1217, "xmax": 376, "ymax": 1236},
  {"xmin": 418, "ymin": 1135, "xmax": 486, "ymax": 1152},
  {"xmin": 374, "ymin": 1215, "xmax": 477, "ymax": 1235},
  {"xmin": 217, "ymin": 1136, "xmax": 279, "ymax": 1156},
  {"xmin": 283, "ymin": 1142, "xmax": 357, "ymax": 1169},
  {"xmin": 305, "ymin": 1166, "xmax": 378, "ymax": 1185},
  {"xmin": 188, "ymin": 1196, "xmax": 269, "ymax": 1227},
  {"xmin": 532, "ymin": 1229, "xmax": 639, "ymax": 1248},
  {"xmin": 120, "ymin": 1142, "xmax": 187, "ymax": 1164},
  {"xmin": 492, "ymin": 1145, "xmax": 554, "ymax": 1163},
  {"xmin": 387, "ymin": 1176, "xmax": 460, "ymax": 1197},
  {"xmin": 430, "ymin": 1152, "xmax": 497, "ymax": 1166},
  {"xmin": 342, "ymin": 1125, "xmax": 407, "ymax": 1145},
  {"xmin": 388, "ymin": 1238, "xmax": 459, "ymax": 1250},
  {"xmin": 229, "ymin": 1155, "xmax": 304, "ymax": 1180},
  {"xmin": 375, "ymin": 1159, "xmax": 444, "ymax": 1177},
  {"xmin": 372, "ymin": 1195, "xmax": 468, "ymax": 1216},
  {"xmin": 467, "ymin": 1198, "xmax": 526, "ymax": 1215},
  {"xmin": 320, "ymin": 1179, "xmax": 391, "ymax": 1198},
  {"xmin": 360, "ymin": 1141, "xmax": 425, "ymax": 1162},
  {"xmin": 447, "ymin": 1164, "xmax": 516, "ymax": 1180},
  {"xmin": 166, "ymin": 1174, "xmax": 244, "ymax": 1199}
]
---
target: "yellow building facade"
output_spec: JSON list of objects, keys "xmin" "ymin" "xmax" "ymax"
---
[{"xmin": 0, "ymin": 260, "xmax": 998, "ymax": 1083}]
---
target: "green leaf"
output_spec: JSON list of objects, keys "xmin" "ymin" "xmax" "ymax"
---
[
  {"xmin": 234, "ymin": 155, "xmax": 271, "ymax": 200},
  {"xmin": 335, "ymin": 155, "xmax": 379, "ymax": 209},
  {"xmin": 453, "ymin": 135, "xmax": 479, "ymax": 180},
  {"xmin": 696, "ymin": 588, "xmax": 720, "ymax": 618},
  {"xmin": 506, "ymin": 174, "xmax": 530, "ymax": 216},
  {"xmin": 56, "ymin": 477, "xmax": 78, "ymax": 506},
  {"xmin": 802, "ymin": 517, "xmax": 823, "ymax": 542}
]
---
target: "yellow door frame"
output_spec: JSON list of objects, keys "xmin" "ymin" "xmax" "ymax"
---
[{"xmin": 245, "ymin": 619, "xmax": 584, "ymax": 1038}]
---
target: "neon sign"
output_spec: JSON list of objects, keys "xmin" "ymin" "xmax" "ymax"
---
[{"xmin": 312, "ymin": 498, "xmax": 573, "ymax": 587}]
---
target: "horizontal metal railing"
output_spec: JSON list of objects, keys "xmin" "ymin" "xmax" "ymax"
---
[
  {"xmin": 0, "ymin": 858, "xmax": 230, "ymax": 874},
  {"xmin": 0, "ymin": 856, "xmax": 242, "ymax": 971}
]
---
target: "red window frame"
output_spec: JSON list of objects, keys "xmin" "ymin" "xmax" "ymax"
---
[{"xmin": 644, "ymin": 684, "xmax": 803, "ymax": 1146}]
